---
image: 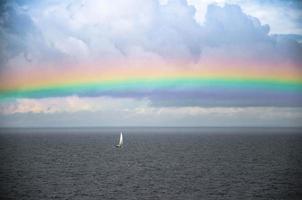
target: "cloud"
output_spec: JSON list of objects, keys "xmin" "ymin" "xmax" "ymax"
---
[
  {"xmin": 238, "ymin": 0, "xmax": 302, "ymax": 35},
  {"xmin": 0, "ymin": 96, "xmax": 149, "ymax": 114},
  {"xmin": 1, "ymin": 0, "xmax": 301, "ymax": 67},
  {"xmin": 0, "ymin": 0, "xmax": 301, "ymax": 109},
  {"xmin": 0, "ymin": 2, "xmax": 35, "ymax": 64},
  {"xmin": 199, "ymin": 3, "xmax": 302, "ymax": 66},
  {"xmin": 0, "ymin": 96, "xmax": 302, "ymax": 127},
  {"xmin": 188, "ymin": 0, "xmax": 302, "ymax": 35}
]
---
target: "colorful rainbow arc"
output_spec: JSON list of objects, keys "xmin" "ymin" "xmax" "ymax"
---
[{"xmin": 1, "ymin": 76, "xmax": 301, "ymax": 100}]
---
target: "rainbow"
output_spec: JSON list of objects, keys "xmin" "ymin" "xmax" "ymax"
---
[
  {"xmin": 0, "ymin": 61, "xmax": 302, "ymax": 107},
  {"xmin": 1, "ymin": 76, "xmax": 301, "ymax": 99}
]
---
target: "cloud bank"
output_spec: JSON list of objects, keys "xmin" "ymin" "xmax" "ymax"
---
[{"xmin": 0, "ymin": 96, "xmax": 301, "ymax": 127}]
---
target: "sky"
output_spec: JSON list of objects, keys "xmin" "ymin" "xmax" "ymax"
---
[{"xmin": 0, "ymin": 0, "xmax": 301, "ymax": 127}]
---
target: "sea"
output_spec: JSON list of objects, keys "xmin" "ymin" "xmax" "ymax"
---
[{"xmin": 0, "ymin": 127, "xmax": 301, "ymax": 200}]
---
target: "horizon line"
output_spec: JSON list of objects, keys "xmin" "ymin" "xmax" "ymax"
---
[{"xmin": 1, "ymin": 126, "xmax": 302, "ymax": 129}]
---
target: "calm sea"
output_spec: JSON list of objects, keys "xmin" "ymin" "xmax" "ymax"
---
[{"xmin": 0, "ymin": 127, "xmax": 301, "ymax": 200}]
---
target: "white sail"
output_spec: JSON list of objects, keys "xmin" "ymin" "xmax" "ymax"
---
[
  {"xmin": 115, "ymin": 132, "xmax": 123, "ymax": 147},
  {"xmin": 118, "ymin": 132, "xmax": 123, "ymax": 146},
  {"xmin": 119, "ymin": 132, "xmax": 123, "ymax": 145}
]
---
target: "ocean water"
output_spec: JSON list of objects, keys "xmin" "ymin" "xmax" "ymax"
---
[{"xmin": 0, "ymin": 127, "xmax": 302, "ymax": 200}]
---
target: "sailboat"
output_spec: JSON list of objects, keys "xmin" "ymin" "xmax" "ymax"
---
[{"xmin": 116, "ymin": 132, "xmax": 123, "ymax": 148}]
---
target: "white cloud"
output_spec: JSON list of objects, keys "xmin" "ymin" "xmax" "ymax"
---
[
  {"xmin": 1, "ymin": 96, "xmax": 301, "ymax": 127},
  {"xmin": 238, "ymin": 1, "xmax": 302, "ymax": 35},
  {"xmin": 187, "ymin": 0, "xmax": 227, "ymax": 24},
  {"xmin": 0, "ymin": 0, "xmax": 300, "ymax": 71},
  {"xmin": 133, "ymin": 105, "xmax": 302, "ymax": 121},
  {"xmin": 187, "ymin": 0, "xmax": 302, "ymax": 34},
  {"xmin": 53, "ymin": 36, "xmax": 89, "ymax": 58},
  {"xmin": 2, "ymin": 0, "xmax": 300, "ymax": 66},
  {"xmin": 0, "ymin": 96, "xmax": 150, "ymax": 114}
]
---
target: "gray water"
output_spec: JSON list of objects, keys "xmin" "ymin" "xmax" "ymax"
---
[{"xmin": 0, "ymin": 127, "xmax": 302, "ymax": 200}]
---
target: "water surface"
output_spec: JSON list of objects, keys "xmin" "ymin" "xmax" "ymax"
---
[{"xmin": 0, "ymin": 127, "xmax": 301, "ymax": 199}]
